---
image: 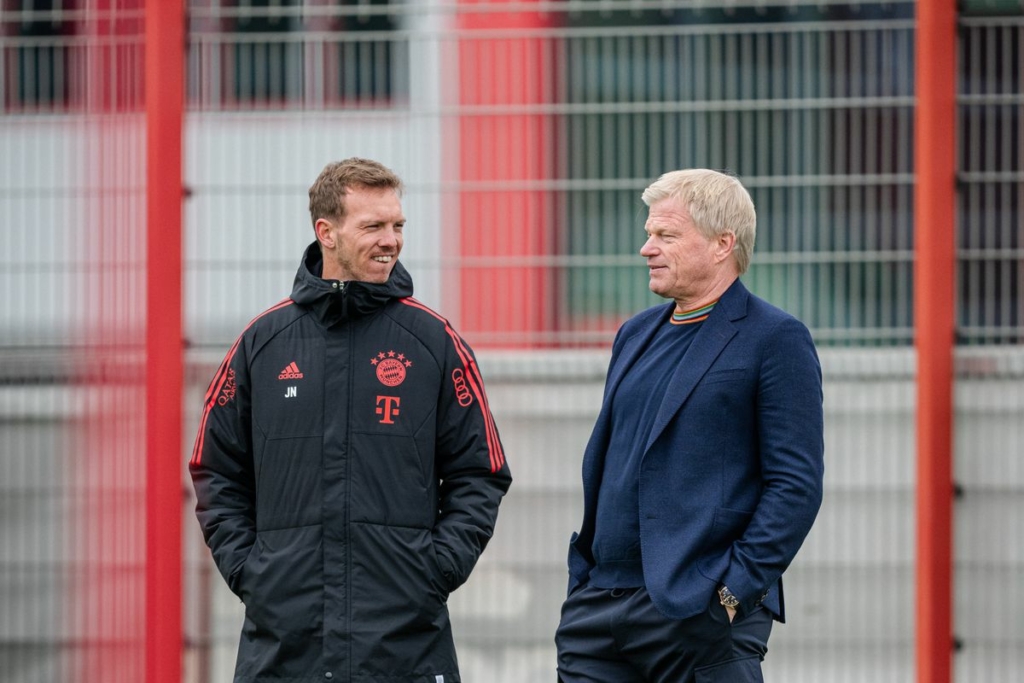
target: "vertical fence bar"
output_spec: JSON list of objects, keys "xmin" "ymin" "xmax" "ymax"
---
[
  {"xmin": 75, "ymin": 3, "xmax": 149, "ymax": 680},
  {"xmin": 145, "ymin": 1, "xmax": 184, "ymax": 682},
  {"xmin": 914, "ymin": 2, "xmax": 957, "ymax": 682}
]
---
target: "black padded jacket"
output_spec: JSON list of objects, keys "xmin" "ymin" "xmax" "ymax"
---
[{"xmin": 190, "ymin": 242, "xmax": 511, "ymax": 682}]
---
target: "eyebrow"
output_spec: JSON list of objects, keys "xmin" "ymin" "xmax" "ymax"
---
[{"xmin": 645, "ymin": 223, "xmax": 678, "ymax": 234}]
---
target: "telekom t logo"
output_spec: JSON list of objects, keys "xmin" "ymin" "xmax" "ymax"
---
[{"xmin": 376, "ymin": 395, "xmax": 401, "ymax": 424}]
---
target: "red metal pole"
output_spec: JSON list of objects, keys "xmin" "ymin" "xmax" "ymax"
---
[
  {"xmin": 914, "ymin": 2, "xmax": 957, "ymax": 682},
  {"xmin": 145, "ymin": 1, "xmax": 184, "ymax": 682},
  {"xmin": 456, "ymin": 0, "xmax": 557, "ymax": 347}
]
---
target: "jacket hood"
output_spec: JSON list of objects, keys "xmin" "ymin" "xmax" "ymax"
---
[{"xmin": 290, "ymin": 241, "xmax": 414, "ymax": 326}]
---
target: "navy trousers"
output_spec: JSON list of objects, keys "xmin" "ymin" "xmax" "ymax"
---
[{"xmin": 555, "ymin": 585, "xmax": 772, "ymax": 683}]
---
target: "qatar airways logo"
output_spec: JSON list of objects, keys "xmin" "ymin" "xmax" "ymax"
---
[{"xmin": 217, "ymin": 369, "xmax": 237, "ymax": 406}]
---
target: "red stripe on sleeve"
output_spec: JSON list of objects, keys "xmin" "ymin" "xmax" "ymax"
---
[
  {"xmin": 398, "ymin": 298, "xmax": 505, "ymax": 472},
  {"xmin": 190, "ymin": 299, "xmax": 294, "ymax": 466}
]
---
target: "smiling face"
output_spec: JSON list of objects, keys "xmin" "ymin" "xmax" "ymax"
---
[
  {"xmin": 640, "ymin": 196, "xmax": 737, "ymax": 308},
  {"xmin": 315, "ymin": 186, "xmax": 405, "ymax": 283}
]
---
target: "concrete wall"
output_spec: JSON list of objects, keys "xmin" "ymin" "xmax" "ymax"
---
[{"xmin": 175, "ymin": 346, "xmax": 1022, "ymax": 682}]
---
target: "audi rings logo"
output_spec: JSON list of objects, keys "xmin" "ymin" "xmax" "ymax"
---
[
  {"xmin": 452, "ymin": 368, "xmax": 473, "ymax": 407},
  {"xmin": 371, "ymin": 351, "xmax": 411, "ymax": 387}
]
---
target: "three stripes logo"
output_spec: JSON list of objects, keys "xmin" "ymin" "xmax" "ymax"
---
[{"xmin": 278, "ymin": 361, "xmax": 304, "ymax": 380}]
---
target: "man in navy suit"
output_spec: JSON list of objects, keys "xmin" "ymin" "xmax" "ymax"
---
[{"xmin": 555, "ymin": 169, "xmax": 824, "ymax": 682}]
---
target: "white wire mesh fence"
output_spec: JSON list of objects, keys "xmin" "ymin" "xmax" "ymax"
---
[{"xmin": 0, "ymin": 2, "xmax": 1022, "ymax": 681}]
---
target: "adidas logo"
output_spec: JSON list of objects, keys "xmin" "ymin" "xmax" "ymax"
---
[{"xmin": 278, "ymin": 361, "xmax": 304, "ymax": 380}]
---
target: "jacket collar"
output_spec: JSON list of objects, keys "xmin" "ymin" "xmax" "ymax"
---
[
  {"xmin": 644, "ymin": 278, "xmax": 748, "ymax": 449},
  {"xmin": 290, "ymin": 241, "xmax": 414, "ymax": 327},
  {"xmin": 598, "ymin": 279, "xmax": 749, "ymax": 453}
]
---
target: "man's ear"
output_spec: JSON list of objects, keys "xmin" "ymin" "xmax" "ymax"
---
[
  {"xmin": 314, "ymin": 218, "xmax": 334, "ymax": 249},
  {"xmin": 715, "ymin": 231, "xmax": 737, "ymax": 264}
]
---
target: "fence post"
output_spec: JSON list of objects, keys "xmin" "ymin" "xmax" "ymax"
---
[
  {"xmin": 145, "ymin": 0, "xmax": 185, "ymax": 681},
  {"xmin": 914, "ymin": 2, "xmax": 957, "ymax": 682}
]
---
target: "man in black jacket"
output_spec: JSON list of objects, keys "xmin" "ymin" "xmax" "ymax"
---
[{"xmin": 190, "ymin": 157, "xmax": 512, "ymax": 683}]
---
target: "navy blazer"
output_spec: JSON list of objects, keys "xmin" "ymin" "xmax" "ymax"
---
[{"xmin": 567, "ymin": 279, "xmax": 824, "ymax": 622}]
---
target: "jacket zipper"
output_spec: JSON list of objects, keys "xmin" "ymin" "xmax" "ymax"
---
[{"xmin": 344, "ymin": 311, "xmax": 354, "ymax": 680}]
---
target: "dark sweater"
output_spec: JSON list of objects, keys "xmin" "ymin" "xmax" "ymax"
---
[{"xmin": 590, "ymin": 318, "xmax": 702, "ymax": 588}]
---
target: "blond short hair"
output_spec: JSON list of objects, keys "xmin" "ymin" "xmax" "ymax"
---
[
  {"xmin": 308, "ymin": 158, "xmax": 404, "ymax": 227},
  {"xmin": 641, "ymin": 169, "xmax": 756, "ymax": 274}
]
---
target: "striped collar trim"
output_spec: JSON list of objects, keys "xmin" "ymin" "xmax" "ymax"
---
[{"xmin": 670, "ymin": 299, "xmax": 718, "ymax": 325}]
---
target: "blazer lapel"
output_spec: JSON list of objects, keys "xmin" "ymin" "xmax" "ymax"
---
[
  {"xmin": 645, "ymin": 281, "xmax": 748, "ymax": 451},
  {"xmin": 581, "ymin": 304, "xmax": 670, "ymax": 503},
  {"xmin": 604, "ymin": 305, "xmax": 671, "ymax": 400}
]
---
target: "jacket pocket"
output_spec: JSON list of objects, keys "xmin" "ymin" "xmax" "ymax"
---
[
  {"xmin": 349, "ymin": 522, "xmax": 457, "ymax": 677},
  {"xmin": 238, "ymin": 524, "xmax": 324, "ymax": 635},
  {"xmin": 696, "ymin": 507, "xmax": 754, "ymax": 577},
  {"xmin": 695, "ymin": 655, "xmax": 763, "ymax": 682},
  {"xmin": 566, "ymin": 531, "xmax": 590, "ymax": 596},
  {"xmin": 349, "ymin": 433, "xmax": 434, "ymax": 527},
  {"xmin": 701, "ymin": 368, "xmax": 749, "ymax": 385}
]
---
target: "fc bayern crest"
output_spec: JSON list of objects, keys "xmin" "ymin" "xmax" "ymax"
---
[{"xmin": 371, "ymin": 351, "xmax": 412, "ymax": 387}]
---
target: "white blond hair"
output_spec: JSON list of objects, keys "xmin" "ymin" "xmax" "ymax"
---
[{"xmin": 642, "ymin": 169, "xmax": 757, "ymax": 274}]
